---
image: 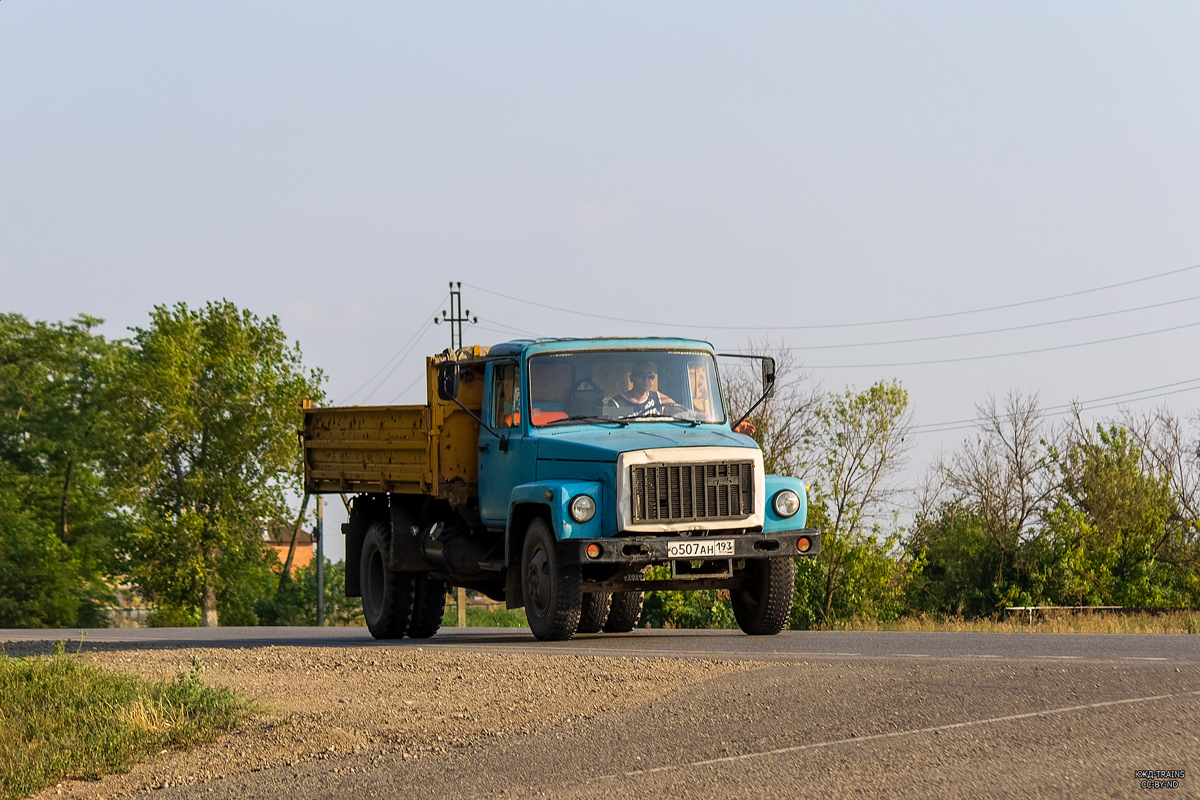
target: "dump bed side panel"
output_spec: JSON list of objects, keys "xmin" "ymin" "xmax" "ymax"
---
[
  {"xmin": 302, "ymin": 351, "xmax": 486, "ymax": 502},
  {"xmin": 303, "ymin": 405, "xmax": 433, "ymax": 495}
]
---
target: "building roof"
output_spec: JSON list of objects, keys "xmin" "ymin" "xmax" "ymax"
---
[{"xmin": 264, "ymin": 525, "xmax": 314, "ymax": 547}]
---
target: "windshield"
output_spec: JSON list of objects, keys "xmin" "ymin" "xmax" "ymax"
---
[{"xmin": 527, "ymin": 350, "xmax": 726, "ymax": 426}]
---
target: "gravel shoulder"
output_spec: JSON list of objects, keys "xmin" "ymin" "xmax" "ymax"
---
[{"xmin": 31, "ymin": 645, "xmax": 760, "ymax": 799}]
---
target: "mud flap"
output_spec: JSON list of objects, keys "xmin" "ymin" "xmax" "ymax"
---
[{"xmin": 505, "ymin": 562, "xmax": 524, "ymax": 610}]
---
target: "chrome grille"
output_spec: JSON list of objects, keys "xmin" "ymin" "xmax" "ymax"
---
[{"xmin": 630, "ymin": 461, "xmax": 754, "ymax": 523}]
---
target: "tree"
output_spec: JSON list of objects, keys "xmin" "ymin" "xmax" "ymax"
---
[
  {"xmin": 907, "ymin": 501, "xmax": 1009, "ymax": 618},
  {"xmin": 258, "ymin": 558, "xmax": 364, "ymax": 627},
  {"xmin": 721, "ymin": 341, "xmax": 822, "ymax": 477},
  {"xmin": 1044, "ymin": 417, "xmax": 1197, "ymax": 607},
  {"xmin": 117, "ymin": 301, "xmax": 324, "ymax": 626},
  {"xmin": 802, "ymin": 380, "xmax": 915, "ymax": 624},
  {"xmin": 918, "ymin": 391, "xmax": 1060, "ymax": 611},
  {"xmin": 0, "ymin": 468, "xmax": 81, "ymax": 627},
  {"xmin": 727, "ymin": 351, "xmax": 916, "ymax": 626},
  {"xmin": 0, "ymin": 314, "xmax": 128, "ymax": 626},
  {"xmin": 942, "ymin": 392, "xmax": 1058, "ymax": 554},
  {"xmin": 1122, "ymin": 406, "xmax": 1200, "ymax": 577}
]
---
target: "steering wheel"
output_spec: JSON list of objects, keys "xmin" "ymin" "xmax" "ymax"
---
[{"xmin": 659, "ymin": 402, "xmax": 698, "ymax": 420}]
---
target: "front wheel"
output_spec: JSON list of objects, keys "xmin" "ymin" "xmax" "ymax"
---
[
  {"xmin": 731, "ymin": 557, "xmax": 794, "ymax": 636},
  {"xmin": 522, "ymin": 518, "xmax": 582, "ymax": 641}
]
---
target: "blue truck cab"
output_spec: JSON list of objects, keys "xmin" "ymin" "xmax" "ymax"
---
[{"xmin": 311, "ymin": 337, "xmax": 821, "ymax": 641}]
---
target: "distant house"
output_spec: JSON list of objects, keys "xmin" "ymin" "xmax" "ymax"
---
[{"xmin": 264, "ymin": 524, "xmax": 315, "ymax": 573}]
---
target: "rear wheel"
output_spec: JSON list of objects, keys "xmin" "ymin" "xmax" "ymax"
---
[
  {"xmin": 577, "ymin": 592, "xmax": 611, "ymax": 633},
  {"xmin": 407, "ymin": 573, "xmax": 447, "ymax": 638},
  {"xmin": 603, "ymin": 590, "xmax": 645, "ymax": 632},
  {"xmin": 522, "ymin": 518, "xmax": 581, "ymax": 641},
  {"xmin": 360, "ymin": 522, "xmax": 414, "ymax": 639},
  {"xmin": 731, "ymin": 557, "xmax": 794, "ymax": 636}
]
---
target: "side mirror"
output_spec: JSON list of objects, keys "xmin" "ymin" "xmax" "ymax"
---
[
  {"xmin": 761, "ymin": 357, "xmax": 776, "ymax": 399},
  {"xmin": 437, "ymin": 362, "xmax": 460, "ymax": 401}
]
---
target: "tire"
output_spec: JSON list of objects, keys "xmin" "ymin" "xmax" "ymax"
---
[
  {"xmin": 407, "ymin": 573, "xmax": 447, "ymax": 639},
  {"xmin": 731, "ymin": 557, "xmax": 794, "ymax": 636},
  {"xmin": 577, "ymin": 592, "xmax": 612, "ymax": 634},
  {"xmin": 360, "ymin": 522, "xmax": 414, "ymax": 639},
  {"xmin": 522, "ymin": 517, "xmax": 582, "ymax": 641},
  {"xmin": 603, "ymin": 590, "xmax": 645, "ymax": 633}
]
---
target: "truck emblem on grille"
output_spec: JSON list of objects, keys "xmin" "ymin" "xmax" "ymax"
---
[{"xmin": 706, "ymin": 475, "xmax": 741, "ymax": 487}]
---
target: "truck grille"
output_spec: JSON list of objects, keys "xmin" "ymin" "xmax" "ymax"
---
[{"xmin": 630, "ymin": 461, "xmax": 754, "ymax": 523}]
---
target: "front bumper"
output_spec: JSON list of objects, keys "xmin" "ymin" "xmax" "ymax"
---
[{"xmin": 558, "ymin": 528, "xmax": 821, "ymax": 566}]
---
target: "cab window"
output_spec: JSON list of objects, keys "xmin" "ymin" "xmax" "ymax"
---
[{"xmin": 491, "ymin": 363, "xmax": 520, "ymax": 428}]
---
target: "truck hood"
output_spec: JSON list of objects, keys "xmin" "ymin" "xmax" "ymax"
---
[{"xmin": 534, "ymin": 425, "xmax": 757, "ymax": 463}]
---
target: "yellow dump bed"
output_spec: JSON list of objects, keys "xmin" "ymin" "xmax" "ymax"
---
[{"xmin": 302, "ymin": 348, "xmax": 486, "ymax": 505}]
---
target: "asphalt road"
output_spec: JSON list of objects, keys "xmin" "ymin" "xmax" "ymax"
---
[
  {"xmin": 6, "ymin": 627, "xmax": 1199, "ymax": 798},
  {"xmin": 4, "ymin": 624, "xmax": 1200, "ymax": 662}
]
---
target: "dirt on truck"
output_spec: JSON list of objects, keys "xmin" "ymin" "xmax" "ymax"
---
[{"xmin": 302, "ymin": 337, "xmax": 821, "ymax": 641}]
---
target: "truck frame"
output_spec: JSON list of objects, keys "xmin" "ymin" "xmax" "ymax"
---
[{"xmin": 302, "ymin": 337, "xmax": 821, "ymax": 641}]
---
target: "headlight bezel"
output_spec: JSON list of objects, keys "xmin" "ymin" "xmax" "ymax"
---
[
  {"xmin": 569, "ymin": 493, "xmax": 597, "ymax": 523},
  {"xmin": 772, "ymin": 489, "xmax": 801, "ymax": 519}
]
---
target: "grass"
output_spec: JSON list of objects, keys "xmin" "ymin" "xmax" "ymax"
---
[
  {"xmin": 0, "ymin": 646, "xmax": 254, "ymax": 800},
  {"xmin": 441, "ymin": 603, "xmax": 529, "ymax": 628},
  {"xmin": 828, "ymin": 610, "xmax": 1200, "ymax": 635}
]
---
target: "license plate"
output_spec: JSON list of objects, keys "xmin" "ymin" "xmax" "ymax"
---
[{"xmin": 667, "ymin": 539, "xmax": 735, "ymax": 559}]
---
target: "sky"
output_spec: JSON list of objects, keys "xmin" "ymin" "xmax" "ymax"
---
[{"xmin": 3, "ymin": 2, "xmax": 1199, "ymax": 562}]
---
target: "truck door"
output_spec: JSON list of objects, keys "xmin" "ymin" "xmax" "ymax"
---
[{"xmin": 478, "ymin": 360, "xmax": 530, "ymax": 527}]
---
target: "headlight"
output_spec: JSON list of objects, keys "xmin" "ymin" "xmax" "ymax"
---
[
  {"xmin": 772, "ymin": 489, "xmax": 801, "ymax": 519},
  {"xmin": 569, "ymin": 494, "xmax": 596, "ymax": 523}
]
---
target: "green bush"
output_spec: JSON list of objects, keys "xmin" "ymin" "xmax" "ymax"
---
[
  {"xmin": 641, "ymin": 566, "xmax": 736, "ymax": 629},
  {"xmin": 146, "ymin": 603, "xmax": 200, "ymax": 628},
  {"xmin": 257, "ymin": 559, "xmax": 364, "ymax": 627}
]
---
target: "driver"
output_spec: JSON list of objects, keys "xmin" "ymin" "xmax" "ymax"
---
[{"xmin": 605, "ymin": 361, "xmax": 678, "ymax": 417}]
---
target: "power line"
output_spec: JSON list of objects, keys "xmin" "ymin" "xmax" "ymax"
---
[
  {"xmin": 341, "ymin": 293, "xmax": 447, "ymax": 405},
  {"xmin": 385, "ymin": 371, "xmax": 427, "ymax": 405},
  {"xmin": 467, "ymin": 262, "xmax": 1200, "ymax": 332},
  {"xmin": 910, "ymin": 382, "xmax": 1200, "ymax": 436},
  {"xmin": 361, "ymin": 323, "xmax": 437, "ymax": 404},
  {"xmin": 909, "ymin": 377, "xmax": 1200, "ymax": 433},
  {"xmin": 474, "ymin": 316, "xmax": 544, "ymax": 338},
  {"xmin": 763, "ymin": 319, "xmax": 1200, "ymax": 369},
  {"xmin": 485, "ymin": 293, "xmax": 1200, "ymax": 352},
  {"xmin": 787, "ymin": 295, "xmax": 1200, "ymax": 350}
]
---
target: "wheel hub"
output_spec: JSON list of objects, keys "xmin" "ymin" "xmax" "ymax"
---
[{"xmin": 526, "ymin": 547, "xmax": 550, "ymax": 614}]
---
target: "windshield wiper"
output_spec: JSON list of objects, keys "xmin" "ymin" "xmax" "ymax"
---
[
  {"xmin": 543, "ymin": 415, "xmax": 629, "ymax": 427},
  {"xmin": 615, "ymin": 412, "xmax": 701, "ymax": 426}
]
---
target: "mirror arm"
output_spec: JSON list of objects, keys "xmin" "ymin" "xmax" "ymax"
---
[
  {"xmin": 438, "ymin": 361, "xmax": 504, "ymax": 440},
  {"xmin": 446, "ymin": 394, "xmax": 502, "ymax": 440},
  {"xmin": 731, "ymin": 392, "xmax": 770, "ymax": 435},
  {"xmin": 718, "ymin": 352, "xmax": 774, "ymax": 434}
]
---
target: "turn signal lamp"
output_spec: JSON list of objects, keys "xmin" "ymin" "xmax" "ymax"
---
[
  {"xmin": 586, "ymin": 543, "xmax": 602, "ymax": 559},
  {"xmin": 796, "ymin": 537, "xmax": 811, "ymax": 553}
]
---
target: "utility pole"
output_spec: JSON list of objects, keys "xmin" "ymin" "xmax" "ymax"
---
[
  {"xmin": 434, "ymin": 281, "xmax": 477, "ymax": 350},
  {"xmin": 316, "ymin": 495, "xmax": 325, "ymax": 626},
  {"xmin": 436, "ymin": 282, "xmax": 475, "ymax": 626}
]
